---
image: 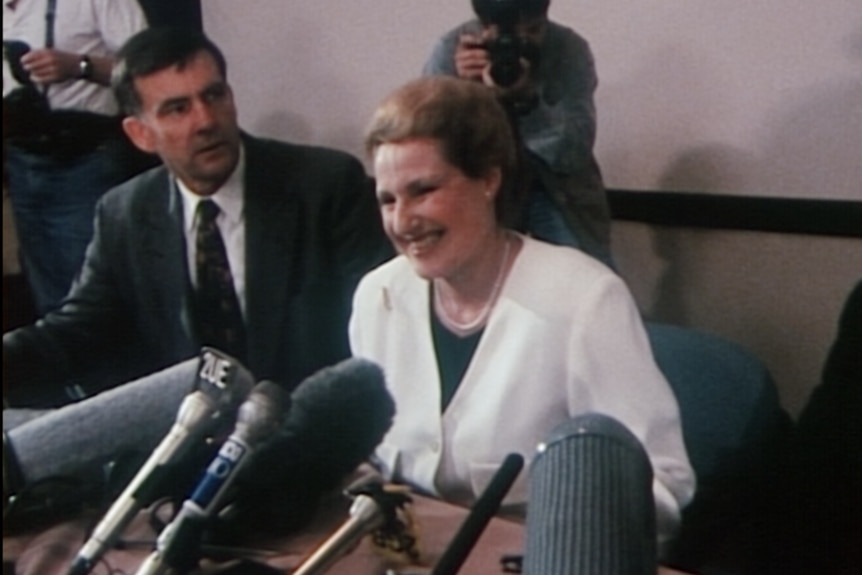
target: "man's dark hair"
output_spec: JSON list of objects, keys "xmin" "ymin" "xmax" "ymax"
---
[
  {"xmin": 471, "ymin": 0, "xmax": 550, "ymax": 23},
  {"xmin": 112, "ymin": 26, "xmax": 228, "ymax": 116}
]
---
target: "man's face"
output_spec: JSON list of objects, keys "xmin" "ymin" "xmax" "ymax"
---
[
  {"xmin": 122, "ymin": 50, "xmax": 241, "ymax": 196},
  {"xmin": 483, "ymin": 13, "xmax": 548, "ymax": 48},
  {"xmin": 482, "ymin": 13, "xmax": 547, "ymax": 71},
  {"xmin": 513, "ymin": 13, "xmax": 548, "ymax": 47}
]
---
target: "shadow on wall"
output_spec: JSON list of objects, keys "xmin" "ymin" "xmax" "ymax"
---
[
  {"xmin": 650, "ymin": 144, "xmax": 760, "ymax": 326},
  {"xmin": 599, "ymin": 22, "xmax": 861, "ymax": 202},
  {"xmin": 598, "ymin": 43, "xmax": 725, "ymax": 192},
  {"xmin": 603, "ymin": 20, "xmax": 861, "ymax": 322},
  {"xmin": 646, "ymin": 22, "xmax": 861, "ymax": 324}
]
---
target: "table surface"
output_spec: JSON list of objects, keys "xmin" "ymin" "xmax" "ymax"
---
[{"xmin": 4, "ymin": 488, "xmax": 694, "ymax": 575}]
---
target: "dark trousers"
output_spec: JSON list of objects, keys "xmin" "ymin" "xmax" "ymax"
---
[{"xmin": 6, "ymin": 137, "xmax": 156, "ymax": 316}]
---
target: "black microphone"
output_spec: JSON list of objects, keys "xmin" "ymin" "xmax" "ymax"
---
[
  {"xmin": 208, "ymin": 357, "xmax": 396, "ymax": 541},
  {"xmin": 430, "ymin": 452, "xmax": 525, "ymax": 575},
  {"xmin": 67, "ymin": 348, "xmax": 255, "ymax": 575},
  {"xmin": 522, "ymin": 413, "xmax": 656, "ymax": 575},
  {"xmin": 134, "ymin": 380, "xmax": 288, "ymax": 575}
]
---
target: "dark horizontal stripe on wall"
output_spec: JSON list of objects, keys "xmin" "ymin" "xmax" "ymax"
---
[{"xmin": 607, "ymin": 190, "xmax": 862, "ymax": 238}]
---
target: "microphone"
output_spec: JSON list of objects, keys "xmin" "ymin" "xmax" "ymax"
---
[
  {"xmin": 66, "ymin": 348, "xmax": 255, "ymax": 575},
  {"xmin": 290, "ymin": 479, "xmax": 411, "ymax": 575},
  {"xmin": 134, "ymin": 380, "xmax": 288, "ymax": 575},
  {"xmin": 207, "ymin": 357, "xmax": 396, "ymax": 541},
  {"xmin": 522, "ymin": 413, "xmax": 656, "ymax": 575},
  {"xmin": 430, "ymin": 453, "xmax": 524, "ymax": 575}
]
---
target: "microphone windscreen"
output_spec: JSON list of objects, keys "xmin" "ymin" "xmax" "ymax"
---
[
  {"xmin": 7, "ymin": 349, "xmax": 259, "ymax": 498},
  {"xmin": 211, "ymin": 358, "xmax": 395, "ymax": 540},
  {"xmin": 523, "ymin": 413, "xmax": 656, "ymax": 575},
  {"xmin": 287, "ymin": 358, "xmax": 395, "ymax": 471}
]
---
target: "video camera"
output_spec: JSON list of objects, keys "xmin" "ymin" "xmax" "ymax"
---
[{"xmin": 470, "ymin": 0, "xmax": 547, "ymax": 87}]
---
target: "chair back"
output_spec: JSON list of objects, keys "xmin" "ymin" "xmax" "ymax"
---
[{"xmin": 645, "ymin": 322, "xmax": 792, "ymax": 571}]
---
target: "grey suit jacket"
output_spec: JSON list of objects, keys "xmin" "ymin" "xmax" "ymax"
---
[{"xmin": 4, "ymin": 134, "xmax": 392, "ymax": 403}]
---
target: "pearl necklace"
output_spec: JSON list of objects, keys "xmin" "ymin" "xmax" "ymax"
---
[{"xmin": 434, "ymin": 234, "xmax": 512, "ymax": 337}]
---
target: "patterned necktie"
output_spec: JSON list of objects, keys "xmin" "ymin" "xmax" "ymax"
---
[{"xmin": 193, "ymin": 199, "xmax": 247, "ymax": 361}]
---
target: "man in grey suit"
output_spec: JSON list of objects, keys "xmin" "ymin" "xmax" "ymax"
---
[{"xmin": 3, "ymin": 27, "xmax": 392, "ymax": 406}]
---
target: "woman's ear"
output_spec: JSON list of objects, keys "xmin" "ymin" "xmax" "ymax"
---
[
  {"xmin": 483, "ymin": 167, "xmax": 503, "ymax": 200},
  {"xmin": 122, "ymin": 116, "xmax": 157, "ymax": 154}
]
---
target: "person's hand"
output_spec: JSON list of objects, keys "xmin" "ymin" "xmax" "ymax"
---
[
  {"xmin": 454, "ymin": 32, "xmax": 490, "ymax": 82},
  {"xmin": 20, "ymin": 48, "xmax": 79, "ymax": 85}
]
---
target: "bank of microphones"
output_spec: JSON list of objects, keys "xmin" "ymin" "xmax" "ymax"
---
[
  {"xmin": 64, "ymin": 350, "xmax": 654, "ymax": 575},
  {"xmin": 65, "ymin": 351, "xmax": 396, "ymax": 575},
  {"xmin": 67, "ymin": 347, "xmax": 255, "ymax": 575}
]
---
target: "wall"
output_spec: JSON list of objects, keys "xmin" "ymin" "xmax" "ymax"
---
[
  {"xmin": 204, "ymin": 0, "xmax": 861, "ymax": 200},
  {"xmin": 203, "ymin": 1, "xmax": 862, "ymax": 416},
  {"xmin": 613, "ymin": 222, "xmax": 860, "ymax": 415}
]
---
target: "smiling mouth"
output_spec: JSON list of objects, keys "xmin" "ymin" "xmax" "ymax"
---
[{"xmin": 401, "ymin": 232, "xmax": 441, "ymax": 256}]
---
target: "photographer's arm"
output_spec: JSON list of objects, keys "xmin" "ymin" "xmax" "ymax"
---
[{"xmin": 517, "ymin": 31, "xmax": 598, "ymax": 174}]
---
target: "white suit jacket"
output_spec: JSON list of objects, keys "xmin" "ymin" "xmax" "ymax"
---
[{"xmin": 349, "ymin": 236, "xmax": 695, "ymax": 545}]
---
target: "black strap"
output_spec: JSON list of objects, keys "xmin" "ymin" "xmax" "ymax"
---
[
  {"xmin": 42, "ymin": 0, "xmax": 57, "ymax": 100},
  {"xmin": 44, "ymin": 0, "xmax": 57, "ymax": 48}
]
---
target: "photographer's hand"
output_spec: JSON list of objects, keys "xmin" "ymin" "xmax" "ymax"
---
[
  {"xmin": 454, "ymin": 33, "xmax": 490, "ymax": 82},
  {"xmin": 21, "ymin": 48, "xmax": 113, "ymax": 86}
]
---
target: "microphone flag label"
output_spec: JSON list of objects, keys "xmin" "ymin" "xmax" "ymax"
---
[
  {"xmin": 198, "ymin": 349, "xmax": 232, "ymax": 390},
  {"xmin": 190, "ymin": 436, "xmax": 247, "ymax": 506}
]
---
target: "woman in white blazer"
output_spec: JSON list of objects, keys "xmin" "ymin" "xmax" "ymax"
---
[{"xmin": 350, "ymin": 76, "xmax": 695, "ymax": 555}]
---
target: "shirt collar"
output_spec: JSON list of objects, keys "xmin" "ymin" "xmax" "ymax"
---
[{"xmin": 178, "ymin": 144, "xmax": 246, "ymax": 232}]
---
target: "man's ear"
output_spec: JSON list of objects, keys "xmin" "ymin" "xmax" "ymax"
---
[{"xmin": 122, "ymin": 116, "xmax": 157, "ymax": 154}]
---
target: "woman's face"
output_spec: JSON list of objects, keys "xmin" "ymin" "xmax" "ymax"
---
[{"xmin": 373, "ymin": 138, "xmax": 500, "ymax": 283}]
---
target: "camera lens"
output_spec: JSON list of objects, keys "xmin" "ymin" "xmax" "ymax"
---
[{"xmin": 489, "ymin": 34, "xmax": 522, "ymax": 87}]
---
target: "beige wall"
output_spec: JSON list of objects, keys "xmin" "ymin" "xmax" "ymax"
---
[
  {"xmin": 612, "ymin": 222, "xmax": 861, "ymax": 417},
  {"xmin": 204, "ymin": 0, "xmax": 862, "ymax": 200},
  {"xmin": 202, "ymin": 1, "xmax": 862, "ymax": 417}
]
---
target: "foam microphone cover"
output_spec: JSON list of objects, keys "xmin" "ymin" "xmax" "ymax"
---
[
  {"xmin": 209, "ymin": 358, "xmax": 395, "ymax": 540},
  {"xmin": 523, "ymin": 413, "xmax": 656, "ymax": 575}
]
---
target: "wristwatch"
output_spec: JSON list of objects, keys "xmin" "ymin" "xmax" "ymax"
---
[{"xmin": 78, "ymin": 55, "xmax": 93, "ymax": 81}]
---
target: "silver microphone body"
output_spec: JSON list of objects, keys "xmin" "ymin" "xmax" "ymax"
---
[{"xmin": 66, "ymin": 349, "xmax": 254, "ymax": 575}]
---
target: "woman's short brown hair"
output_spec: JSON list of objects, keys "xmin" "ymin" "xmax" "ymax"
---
[{"xmin": 365, "ymin": 77, "xmax": 518, "ymax": 222}]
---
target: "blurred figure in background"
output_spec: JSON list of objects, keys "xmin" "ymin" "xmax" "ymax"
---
[
  {"xmin": 423, "ymin": 0, "xmax": 614, "ymax": 267},
  {"xmin": 3, "ymin": 0, "xmax": 155, "ymax": 315}
]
